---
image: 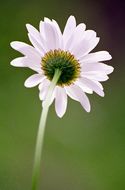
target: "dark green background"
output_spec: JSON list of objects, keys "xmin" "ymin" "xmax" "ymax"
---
[{"xmin": 0, "ymin": 0, "xmax": 125, "ymax": 189}]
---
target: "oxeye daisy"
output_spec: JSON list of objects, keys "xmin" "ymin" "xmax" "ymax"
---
[
  {"xmin": 10, "ymin": 16, "xmax": 114, "ymax": 190},
  {"xmin": 11, "ymin": 15, "xmax": 113, "ymax": 117}
]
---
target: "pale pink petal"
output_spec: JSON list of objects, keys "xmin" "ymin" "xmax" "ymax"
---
[
  {"xmin": 80, "ymin": 51, "xmax": 112, "ymax": 63},
  {"xmin": 43, "ymin": 22, "xmax": 60, "ymax": 50},
  {"xmin": 39, "ymin": 79, "xmax": 56, "ymax": 106},
  {"xmin": 10, "ymin": 57, "xmax": 27, "ymax": 67},
  {"xmin": 63, "ymin": 16, "xmax": 76, "ymax": 48},
  {"xmin": 42, "ymin": 89, "xmax": 56, "ymax": 107},
  {"xmin": 75, "ymin": 80, "xmax": 93, "ymax": 94},
  {"xmin": 79, "ymin": 78, "xmax": 104, "ymax": 97},
  {"xmin": 71, "ymin": 38, "xmax": 90, "ymax": 58},
  {"xmin": 24, "ymin": 74, "xmax": 45, "ymax": 88},
  {"xmin": 65, "ymin": 84, "xmax": 91, "ymax": 112},
  {"xmin": 81, "ymin": 62, "xmax": 114, "ymax": 75},
  {"xmin": 28, "ymin": 33, "xmax": 45, "ymax": 56},
  {"xmin": 65, "ymin": 86, "xmax": 79, "ymax": 101},
  {"xmin": 44, "ymin": 17, "xmax": 52, "ymax": 23},
  {"xmin": 52, "ymin": 19, "xmax": 62, "ymax": 36},
  {"xmin": 83, "ymin": 30, "xmax": 96, "ymax": 40},
  {"xmin": 93, "ymin": 81, "xmax": 103, "ymax": 90},
  {"xmin": 39, "ymin": 79, "xmax": 50, "ymax": 100},
  {"xmin": 10, "ymin": 41, "xmax": 41, "ymax": 57},
  {"xmin": 82, "ymin": 71, "xmax": 109, "ymax": 81},
  {"xmin": 10, "ymin": 56, "xmax": 41, "ymax": 72},
  {"xmin": 44, "ymin": 19, "xmax": 63, "ymax": 49},
  {"xmin": 26, "ymin": 24, "xmax": 41, "ymax": 41},
  {"xmin": 70, "ymin": 34, "xmax": 100, "ymax": 59},
  {"xmin": 88, "ymin": 37, "xmax": 100, "ymax": 54},
  {"xmin": 52, "ymin": 19, "xmax": 63, "ymax": 49},
  {"xmin": 39, "ymin": 21, "xmax": 46, "ymax": 40},
  {"xmin": 26, "ymin": 24, "xmax": 47, "ymax": 53},
  {"xmin": 65, "ymin": 23, "xmax": 86, "ymax": 50},
  {"xmin": 55, "ymin": 87, "xmax": 67, "ymax": 118},
  {"xmin": 26, "ymin": 58, "xmax": 41, "ymax": 72}
]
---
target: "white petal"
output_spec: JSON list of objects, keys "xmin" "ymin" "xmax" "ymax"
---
[
  {"xmin": 39, "ymin": 21, "xmax": 46, "ymax": 40},
  {"xmin": 55, "ymin": 87, "xmax": 67, "ymax": 118},
  {"xmin": 83, "ymin": 30, "xmax": 96, "ymax": 40},
  {"xmin": 40, "ymin": 19, "xmax": 61, "ymax": 50},
  {"xmin": 65, "ymin": 86, "xmax": 79, "ymax": 101},
  {"xmin": 39, "ymin": 79, "xmax": 50, "ymax": 100},
  {"xmin": 44, "ymin": 17, "xmax": 52, "ymax": 23},
  {"xmin": 42, "ymin": 89, "xmax": 56, "ymax": 107},
  {"xmin": 71, "ymin": 38, "xmax": 90, "ymax": 58},
  {"xmin": 39, "ymin": 79, "xmax": 56, "ymax": 106},
  {"xmin": 88, "ymin": 37, "xmax": 100, "ymax": 53},
  {"xmin": 65, "ymin": 84, "xmax": 91, "ymax": 112},
  {"xmin": 26, "ymin": 24, "xmax": 41, "ymax": 41},
  {"xmin": 63, "ymin": 16, "xmax": 76, "ymax": 47},
  {"xmin": 82, "ymin": 71, "xmax": 109, "ymax": 81},
  {"xmin": 10, "ymin": 57, "xmax": 27, "ymax": 67},
  {"xmin": 70, "ymin": 30, "xmax": 96, "ymax": 56},
  {"xmin": 81, "ymin": 62, "xmax": 114, "ymax": 75},
  {"xmin": 52, "ymin": 19, "xmax": 63, "ymax": 49},
  {"xmin": 80, "ymin": 51, "xmax": 112, "ymax": 63},
  {"xmin": 79, "ymin": 78, "xmax": 104, "ymax": 97},
  {"xmin": 10, "ymin": 41, "xmax": 41, "ymax": 57},
  {"xmin": 28, "ymin": 33, "xmax": 45, "ymax": 56},
  {"xmin": 52, "ymin": 19, "xmax": 62, "ymax": 36},
  {"xmin": 71, "ymin": 34, "xmax": 99, "ymax": 59},
  {"xmin": 75, "ymin": 80, "xmax": 93, "ymax": 94},
  {"xmin": 93, "ymin": 81, "xmax": 103, "ymax": 90},
  {"xmin": 38, "ymin": 78, "xmax": 49, "ymax": 90},
  {"xmin": 24, "ymin": 74, "xmax": 45, "ymax": 88},
  {"xmin": 10, "ymin": 56, "xmax": 42, "ymax": 73},
  {"xmin": 26, "ymin": 58, "xmax": 41, "ymax": 73},
  {"xmin": 99, "ymin": 63, "xmax": 114, "ymax": 74},
  {"xmin": 65, "ymin": 23, "xmax": 86, "ymax": 51},
  {"xmin": 43, "ymin": 22, "xmax": 60, "ymax": 50},
  {"xmin": 26, "ymin": 24, "xmax": 47, "ymax": 54}
]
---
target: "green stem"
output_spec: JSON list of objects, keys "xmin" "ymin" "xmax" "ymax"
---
[{"xmin": 32, "ymin": 69, "xmax": 61, "ymax": 190}]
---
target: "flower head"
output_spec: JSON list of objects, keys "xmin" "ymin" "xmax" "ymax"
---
[{"xmin": 10, "ymin": 16, "xmax": 114, "ymax": 117}]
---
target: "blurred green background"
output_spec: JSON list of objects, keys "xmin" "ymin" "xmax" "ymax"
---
[{"xmin": 0, "ymin": 0, "xmax": 125, "ymax": 189}]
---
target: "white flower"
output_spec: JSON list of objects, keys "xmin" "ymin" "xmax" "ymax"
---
[{"xmin": 10, "ymin": 16, "xmax": 114, "ymax": 118}]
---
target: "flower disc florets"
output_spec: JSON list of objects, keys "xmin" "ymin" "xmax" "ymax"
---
[{"xmin": 42, "ymin": 49, "xmax": 81, "ymax": 86}]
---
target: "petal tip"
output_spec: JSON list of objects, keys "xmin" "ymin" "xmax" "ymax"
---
[
  {"xmin": 97, "ymin": 37, "xmax": 100, "ymax": 42},
  {"xmin": 57, "ymin": 113, "xmax": 64, "ymax": 118},
  {"xmin": 24, "ymin": 81, "xmax": 30, "ymax": 88},
  {"xmin": 101, "ymin": 92, "xmax": 105, "ymax": 97},
  {"xmin": 10, "ymin": 61, "xmax": 14, "ymax": 66},
  {"xmin": 26, "ymin": 23, "xmax": 30, "ymax": 29},
  {"xmin": 10, "ymin": 60, "xmax": 15, "ymax": 66},
  {"xmin": 10, "ymin": 41, "xmax": 16, "ymax": 48},
  {"xmin": 86, "ymin": 106, "xmax": 91, "ymax": 113},
  {"xmin": 106, "ymin": 52, "xmax": 112, "ymax": 60},
  {"xmin": 26, "ymin": 23, "xmax": 34, "ymax": 33},
  {"xmin": 69, "ymin": 15, "xmax": 75, "ymax": 18},
  {"xmin": 109, "ymin": 54, "xmax": 112, "ymax": 60},
  {"xmin": 108, "ymin": 66, "xmax": 114, "ymax": 74},
  {"xmin": 111, "ymin": 66, "xmax": 114, "ymax": 72},
  {"xmin": 67, "ymin": 15, "xmax": 76, "ymax": 22}
]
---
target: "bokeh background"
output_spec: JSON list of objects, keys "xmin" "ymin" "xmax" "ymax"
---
[{"xmin": 0, "ymin": 0, "xmax": 125, "ymax": 189}]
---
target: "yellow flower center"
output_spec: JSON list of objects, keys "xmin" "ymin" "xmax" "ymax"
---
[{"xmin": 41, "ymin": 49, "xmax": 81, "ymax": 86}]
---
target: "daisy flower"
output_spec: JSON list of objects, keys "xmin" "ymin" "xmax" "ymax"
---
[
  {"xmin": 11, "ymin": 16, "xmax": 113, "ymax": 117},
  {"xmin": 10, "ymin": 16, "xmax": 114, "ymax": 190},
  {"xmin": 10, "ymin": 16, "xmax": 113, "ymax": 117}
]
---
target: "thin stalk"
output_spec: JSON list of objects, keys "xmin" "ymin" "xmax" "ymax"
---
[{"xmin": 32, "ymin": 69, "xmax": 61, "ymax": 190}]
